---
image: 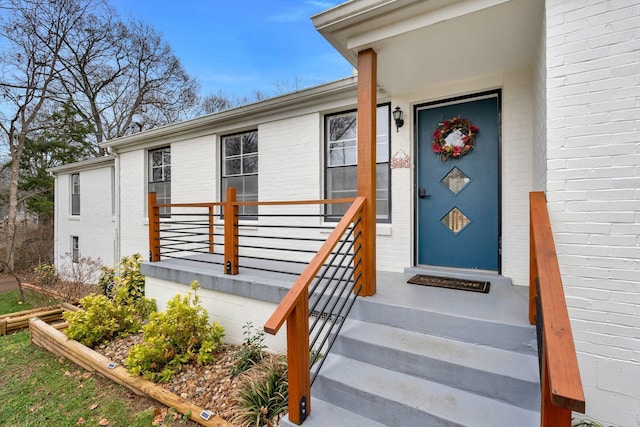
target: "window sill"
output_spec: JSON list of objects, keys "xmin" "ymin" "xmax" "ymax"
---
[
  {"xmin": 68, "ymin": 215, "xmax": 81, "ymax": 221},
  {"xmin": 319, "ymin": 223, "xmax": 392, "ymax": 236}
]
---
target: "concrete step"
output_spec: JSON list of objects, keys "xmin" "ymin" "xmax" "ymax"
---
[
  {"xmin": 313, "ymin": 354, "xmax": 540, "ymax": 427},
  {"xmin": 280, "ymin": 397, "xmax": 387, "ymax": 427},
  {"xmin": 332, "ymin": 319, "xmax": 540, "ymax": 410},
  {"xmin": 351, "ymin": 280, "xmax": 538, "ymax": 356}
]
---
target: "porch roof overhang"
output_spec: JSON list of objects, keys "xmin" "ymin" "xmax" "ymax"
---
[{"xmin": 313, "ymin": 0, "xmax": 543, "ymax": 95}]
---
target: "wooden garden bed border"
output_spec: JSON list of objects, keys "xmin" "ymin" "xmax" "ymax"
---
[
  {"xmin": 29, "ymin": 318, "xmax": 231, "ymax": 427},
  {"xmin": 0, "ymin": 303, "xmax": 79, "ymax": 336}
]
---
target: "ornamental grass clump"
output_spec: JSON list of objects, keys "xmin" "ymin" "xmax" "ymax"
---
[
  {"xmin": 232, "ymin": 355, "xmax": 288, "ymax": 427},
  {"xmin": 125, "ymin": 281, "xmax": 225, "ymax": 382}
]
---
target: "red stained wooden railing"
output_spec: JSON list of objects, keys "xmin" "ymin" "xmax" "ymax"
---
[{"xmin": 530, "ymin": 191, "xmax": 585, "ymax": 426}]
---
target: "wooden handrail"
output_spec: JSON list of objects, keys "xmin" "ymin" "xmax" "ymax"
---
[
  {"xmin": 529, "ymin": 191, "xmax": 585, "ymax": 425},
  {"xmin": 263, "ymin": 196, "xmax": 365, "ymax": 425},
  {"xmin": 264, "ymin": 196, "xmax": 366, "ymax": 335}
]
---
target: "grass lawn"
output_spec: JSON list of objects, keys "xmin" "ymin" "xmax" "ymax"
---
[
  {"xmin": 0, "ymin": 331, "xmax": 195, "ymax": 427},
  {"xmin": 0, "ymin": 289, "xmax": 58, "ymax": 316}
]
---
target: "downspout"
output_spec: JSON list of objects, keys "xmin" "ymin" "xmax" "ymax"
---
[
  {"xmin": 52, "ymin": 172, "xmax": 60, "ymax": 270},
  {"xmin": 109, "ymin": 147, "xmax": 121, "ymax": 267}
]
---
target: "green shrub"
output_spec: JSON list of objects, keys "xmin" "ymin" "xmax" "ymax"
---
[
  {"xmin": 63, "ymin": 292, "xmax": 155, "ymax": 347},
  {"xmin": 231, "ymin": 322, "xmax": 267, "ymax": 376},
  {"xmin": 232, "ymin": 356, "xmax": 288, "ymax": 427},
  {"xmin": 125, "ymin": 281, "xmax": 225, "ymax": 382},
  {"xmin": 98, "ymin": 266, "xmax": 116, "ymax": 298},
  {"xmin": 114, "ymin": 253, "xmax": 145, "ymax": 303},
  {"xmin": 34, "ymin": 263, "xmax": 59, "ymax": 287},
  {"xmin": 63, "ymin": 257, "xmax": 156, "ymax": 348}
]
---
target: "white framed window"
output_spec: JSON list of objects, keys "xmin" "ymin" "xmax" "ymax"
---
[
  {"xmin": 71, "ymin": 236, "xmax": 79, "ymax": 262},
  {"xmin": 148, "ymin": 147, "xmax": 171, "ymax": 217},
  {"xmin": 221, "ymin": 130, "xmax": 258, "ymax": 218},
  {"xmin": 325, "ymin": 104, "xmax": 391, "ymax": 221},
  {"xmin": 71, "ymin": 173, "xmax": 80, "ymax": 215}
]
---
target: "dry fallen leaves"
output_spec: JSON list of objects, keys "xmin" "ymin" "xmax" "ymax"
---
[
  {"xmin": 90, "ymin": 403, "xmax": 99, "ymax": 410},
  {"xmin": 98, "ymin": 418, "xmax": 109, "ymax": 426}
]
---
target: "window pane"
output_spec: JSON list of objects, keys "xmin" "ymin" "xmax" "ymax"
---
[
  {"xmin": 376, "ymin": 137, "xmax": 389, "ymax": 163},
  {"xmin": 225, "ymin": 158, "xmax": 241, "ymax": 176},
  {"xmin": 243, "ymin": 155, "xmax": 258, "ymax": 174},
  {"xmin": 71, "ymin": 194, "xmax": 80, "ymax": 215},
  {"xmin": 376, "ymin": 106, "xmax": 389, "ymax": 135},
  {"xmin": 325, "ymin": 105, "xmax": 390, "ymax": 222},
  {"xmin": 243, "ymin": 175, "xmax": 258, "ymax": 197},
  {"xmin": 224, "ymin": 136, "xmax": 241, "ymax": 156},
  {"xmin": 243, "ymin": 132, "xmax": 258, "ymax": 154},
  {"xmin": 376, "ymin": 163, "xmax": 389, "ymax": 218},
  {"xmin": 222, "ymin": 130, "xmax": 258, "ymax": 218},
  {"xmin": 328, "ymin": 166, "xmax": 357, "ymax": 198},
  {"xmin": 329, "ymin": 113, "xmax": 357, "ymax": 141},
  {"xmin": 152, "ymin": 168, "xmax": 163, "ymax": 182},
  {"xmin": 164, "ymin": 165, "xmax": 171, "ymax": 181}
]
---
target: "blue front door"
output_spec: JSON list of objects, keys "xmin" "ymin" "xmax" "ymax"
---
[{"xmin": 416, "ymin": 95, "xmax": 500, "ymax": 271}]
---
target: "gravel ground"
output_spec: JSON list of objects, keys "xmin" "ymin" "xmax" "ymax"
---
[{"xmin": 95, "ymin": 334, "xmax": 245, "ymax": 423}]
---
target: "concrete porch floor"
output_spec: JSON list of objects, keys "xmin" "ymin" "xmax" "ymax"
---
[{"xmin": 142, "ymin": 254, "xmax": 532, "ymax": 334}]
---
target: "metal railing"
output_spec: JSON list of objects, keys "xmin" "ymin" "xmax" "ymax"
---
[
  {"xmin": 148, "ymin": 189, "xmax": 357, "ymax": 277},
  {"xmin": 149, "ymin": 191, "xmax": 367, "ymax": 424},
  {"xmin": 529, "ymin": 191, "xmax": 585, "ymax": 426},
  {"xmin": 264, "ymin": 197, "xmax": 366, "ymax": 424}
]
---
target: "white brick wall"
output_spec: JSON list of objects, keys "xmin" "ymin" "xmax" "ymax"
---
[
  {"xmin": 502, "ymin": 70, "xmax": 534, "ymax": 287},
  {"xmin": 54, "ymin": 162, "xmax": 116, "ymax": 281},
  {"xmin": 118, "ymin": 149, "xmax": 149, "ymax": 258},
  {"xmin": 546, "ymin": 1, "xmax": 640, "ymax": 425},
  {"xmin": 172, "ymin": 134, "xmax": 217, "ymax": 203},
  {"xmin": 533, "ymin": 12, "xmax": 547, "ymax": 191}
]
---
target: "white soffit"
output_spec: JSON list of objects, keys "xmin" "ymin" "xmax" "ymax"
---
[{"xmin": 314, "ymin": 0, "xmax": 543, "ymax": 95}]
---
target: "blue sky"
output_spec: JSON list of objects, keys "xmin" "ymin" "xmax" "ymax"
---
[{"xmin": 110, "ymin": 0, "xmax": 354, "ymax": 99}]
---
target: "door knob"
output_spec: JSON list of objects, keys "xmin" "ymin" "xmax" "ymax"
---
[{"xmin": 419, "ymin": 187, "xmax": 430, "ymax": 198}]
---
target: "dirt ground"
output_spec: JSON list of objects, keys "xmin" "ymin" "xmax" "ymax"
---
[{"xmin": 0, "ymin": 275, "xmax": 18, "ymax": 293}]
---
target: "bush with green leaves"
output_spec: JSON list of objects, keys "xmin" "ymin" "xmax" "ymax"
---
[
  {"xmin": 114, "ymin": 253, "xmax": 146, "ymax": 303},
  {"xmin": 232, "ymin": 355, "xmax": 288, "ymax": 427},
  {"xmin": 34, "ymin": 263, "xmax": 59, "ymax": 287},
  {"xmin": 125, "ymin": 281, "xmax": 225, "ymax": 382},
  {"xmin": 231, "ymin": 322, "xmax": 267, "ymax": 376},
  {"xmin": 63, "ymin": 286, "xmax": 156, "ymax": 347},
  {"xmin": 98, "ymin": 266, "xmax": 116, "ymax": 298}
]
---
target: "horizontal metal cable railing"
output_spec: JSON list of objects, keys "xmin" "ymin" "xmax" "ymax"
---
[
  {"xmin": 148, "ymin": 191, "xmax": 358, "ymax": 279},
  {"xmin": 149, "ymin": 191, "xmax": 369, "ymax": 425},
  {"xmin": 150, "ymin": 202, "xmax": 224, "ymax": 265},
  {"xmin": 264, "ymin": 196, "xmax": 366, "ymax": 425}
]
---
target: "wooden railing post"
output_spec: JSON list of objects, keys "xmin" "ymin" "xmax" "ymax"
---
[
  {"xmin": 356, "ymin": 48, "xmax": 377, "ymax": 297},
  {"xmin": 541, "ymin": 340, "xmax": 572, "ymax": 426},
  {"xmin": 148, "ymin": 192, "xmax": 160, "ymax": 262},
  {"xmin": 224, "ymin": 187, "xmax": 238, "ymax": 275},
  {"xmin": 208, "ymin": 205, "xmax": 215, "ymax": 253},
  {"xmin": 286, "ymin": 292, "xmax": 311, "ymax": 424}
]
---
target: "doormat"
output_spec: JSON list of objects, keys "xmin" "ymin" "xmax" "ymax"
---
[{"xmin": 407, "ymin": 274, "xmax": 490, "ymax": 293}]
